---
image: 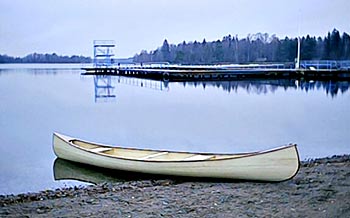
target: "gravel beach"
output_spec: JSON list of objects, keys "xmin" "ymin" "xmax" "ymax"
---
[{"xmin": 1, "ymin": 155, "xmax": 349, "ymax": 217}]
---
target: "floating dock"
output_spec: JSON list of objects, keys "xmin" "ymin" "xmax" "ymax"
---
[
  {"xmin": 85, "ymin": 40, "xmax": 350, "ymax": 81},
  {"xmin": 83, "ymin": 62, "xmax": 350, "ymax": 82}
]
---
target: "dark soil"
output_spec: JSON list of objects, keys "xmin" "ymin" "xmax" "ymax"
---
[{"xmin": 1, "ymin": 155, "xmax": 349, "ymax": 217}]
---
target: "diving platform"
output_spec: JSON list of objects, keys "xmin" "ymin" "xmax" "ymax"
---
[{"xmin": 93, "ymin": 40, "xmax": 115, "ymax": 67}]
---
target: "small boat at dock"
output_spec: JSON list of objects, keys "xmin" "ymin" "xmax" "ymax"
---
[{"xmin": 52, "ymin": 133, "xmax": 300, "ymax": 182}]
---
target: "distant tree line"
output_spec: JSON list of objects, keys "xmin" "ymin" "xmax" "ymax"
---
[
  {"xmin": 134, "ymin": 29, "xmax": 350, "ymax": 64},
  {"xmin": 0, "ymin": 53, "xmax": 91, "ymax": 63}
]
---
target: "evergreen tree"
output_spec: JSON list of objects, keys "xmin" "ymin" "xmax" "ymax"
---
[
  {"xmin": 342, "ymin": 33, "xmax": 350, "ymax": 60},
  {"xmin": 329, "ymin": 29, "xmax": 341, "ymax": 59},
  {"xmin": 160, "ymin": 39, "xmax": 171, "ymax": 62},
  {"xmin": 301, "ymin": 35, "xmax": 317, "ymax": 60}
]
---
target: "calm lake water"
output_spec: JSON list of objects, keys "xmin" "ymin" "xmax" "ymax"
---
[{"xmin": 0, "ymin": 64, "xmax": 349, "ymax": 195}]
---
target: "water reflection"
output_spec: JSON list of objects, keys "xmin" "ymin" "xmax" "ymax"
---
[
  {"xmin": 185, "ymin": 80, "xmax": 350, "ymax": 97},
  {"xmin": 93, "ymin": 76, "xmax": 350, "ymax": 99},
  {"xmin": 94, "ymin": 76, "xmax": 116, "ymax": 102},
  {"xmin": 116, "ymin": 76, "xmax": 169, "ymax": 91},
  {"xmin": 298, "ymin": 80, "xmax": 350, "ymax": 97},
  {"xmin": 53, "ymin": 158, "xmax": 178, "ymax": 184},
  {"xmin": 53, "ymin": 158, "xmax": 122, "ymax": 184},
  {"xmin": 93, "ymin": 75, "xmax": 169, "ymax": 102}
]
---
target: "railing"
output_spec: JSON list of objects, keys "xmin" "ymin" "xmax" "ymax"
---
[
  {"xmin": 88, "ymin": 59, "xmax": 350, "ymax": 71},
  {"xmin": 300, "ymin": 60, "xmax": 350, "ymax": 70},
  {"xmin": 93, "ymin": 40, "xmax": 116, "ymax": 46}
]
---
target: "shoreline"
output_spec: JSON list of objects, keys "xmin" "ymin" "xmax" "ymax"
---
[{"xmin": 1, "ymin": 154, "xmax": 349, "ymax": 217}]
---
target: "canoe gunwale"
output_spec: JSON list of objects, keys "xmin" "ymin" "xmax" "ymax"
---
[{"xmin": 53, "ymin": 132, "xmax": 299, "ymax": 163}]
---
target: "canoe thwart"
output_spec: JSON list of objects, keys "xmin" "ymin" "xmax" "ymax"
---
[
  {"xmin": 138, "ymin": 152, "xmax": 169, "ymax": 160},
  {"xmin": 90, "ymin": 147, "xmax": 113, "ymax": 153},
  {"xmin": 183, "ymin": 154, "xmax": 215, "ymax": 161}
]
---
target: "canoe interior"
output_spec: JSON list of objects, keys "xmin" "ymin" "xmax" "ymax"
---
[{"xmin": 71, "ymin": 139, "xmax": 249, "ymax": 162}]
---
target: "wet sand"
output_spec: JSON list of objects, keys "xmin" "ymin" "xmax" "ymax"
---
[{"xmin": 1, "ymin": 155, "xmax": 349, "ymax": 217}]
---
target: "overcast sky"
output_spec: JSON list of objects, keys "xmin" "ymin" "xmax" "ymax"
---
[{"xmin": 1, "ymin": 0, "xmax": 349, "ymax": 58}]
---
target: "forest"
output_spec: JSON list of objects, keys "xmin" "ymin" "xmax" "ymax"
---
[
  {"xmin": 0, "ymin": 53, "xmax": 91, "ymax": 63},
  {"xmin": 134, "ymin": 29, "xmax": 350, "ymax": 64},
  {"xmin": 1, "ymin": 29, "xmax": 349, "ymax": 65}
]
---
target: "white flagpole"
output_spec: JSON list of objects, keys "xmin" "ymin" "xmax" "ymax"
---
[{"xmin": 296, "ymin": 11, "xmax": 301, "ymax": 70}]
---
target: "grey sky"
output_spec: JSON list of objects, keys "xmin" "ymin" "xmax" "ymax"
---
[{"xmin": 1, "ymin": 0, "xmax": 349, "ymax": 58}]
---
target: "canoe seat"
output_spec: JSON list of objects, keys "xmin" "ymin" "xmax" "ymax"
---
[
  {"xmin": 90, "ymin": 147, "xmax": 112, "ymax": 153},
  {"xmin": 183, "ymin": 154, "xmax": 215, "ymax": 161},
  {"xmin": 138, "ymin": 152, "xmax": 169, "ymax": 160}
]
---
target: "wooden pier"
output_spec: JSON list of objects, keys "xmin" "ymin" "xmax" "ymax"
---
[{"xmin": 82, "ymin": 63, "xmax": 350, "ymax": 82}]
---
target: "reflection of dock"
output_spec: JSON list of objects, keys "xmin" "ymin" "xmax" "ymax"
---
[
  {"xmin": 92, "ymin": 75, "xmax": 349, "ymax": 98},
  {"xmin": 117, "ymin": 76, "xmax": 169, "ymax": 91},
  {"xmin": 83, "ymin": 61, "xmax": 350, "ymax": 81}
]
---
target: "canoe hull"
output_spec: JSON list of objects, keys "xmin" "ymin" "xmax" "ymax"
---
[{"xmin": 53, "ymin": 133, "xmax": 300, "ymax": 182}]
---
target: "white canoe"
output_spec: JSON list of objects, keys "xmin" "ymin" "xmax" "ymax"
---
[{"xmin": 53, "ymin": 133, "xmax": 300, "ymax": 182}]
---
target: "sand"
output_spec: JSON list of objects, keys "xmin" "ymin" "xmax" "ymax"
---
[{"xmin": 1, "ymin": 155, "xmax": 349, "ymax": 217}]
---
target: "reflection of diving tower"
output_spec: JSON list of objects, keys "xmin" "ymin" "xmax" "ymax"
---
[
  {"xmin": 93, "ymin": 40, "xmax": 115, "ymax": 67},
  {"xmin": 94, "ymin": 76, "xmax": 116, "ymax": 102}
]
